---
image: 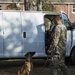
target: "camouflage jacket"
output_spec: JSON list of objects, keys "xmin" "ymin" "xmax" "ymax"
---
[{"xmin": 50, "ymin": 24, "xmax": 67, "ymax": 55}]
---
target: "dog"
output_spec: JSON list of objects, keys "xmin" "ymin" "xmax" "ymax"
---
[{"xmin": 18, "ymin": 52, "xmax": 35, "ymax": 75}]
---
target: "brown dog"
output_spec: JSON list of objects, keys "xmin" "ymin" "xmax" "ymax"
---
[{"xmin": 18, "ymin": 52, "xmax": 35, "ymax": 75}]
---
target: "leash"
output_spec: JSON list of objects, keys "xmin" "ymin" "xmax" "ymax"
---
[{"xmin": 37, "ymin": 55, "xmax": 50, "ymax": 75}]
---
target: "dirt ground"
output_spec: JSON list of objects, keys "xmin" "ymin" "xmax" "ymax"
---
[{"xmin": 0, "ymin": 59, "xmax": 75, "ymax": 75}]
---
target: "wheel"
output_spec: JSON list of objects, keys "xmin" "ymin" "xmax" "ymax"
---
[{"xmin": 71, "ymin": 48, "xmax": 75, "ymax": 64}]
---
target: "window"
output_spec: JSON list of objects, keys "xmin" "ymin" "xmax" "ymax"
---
[
  {"xmin": 0, "ymin": 4, "xmax": 2, "ymax": 10},
  {"xmin": 72, "ymin": 5, "xmax": 75, "ymax": 13},
  {"xmin": 61, "ymin": 13, "xmax": 70, "ymax": 28}
]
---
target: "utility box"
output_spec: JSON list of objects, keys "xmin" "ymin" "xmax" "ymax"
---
[{"xmin": 1, "ymin": 10, "xmax": 75, "ymax": 63}]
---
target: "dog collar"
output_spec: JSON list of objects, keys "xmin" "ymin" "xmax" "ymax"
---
[{"xmin": 25, "ymin": 60, "xmax": 31, "ymax": 62}]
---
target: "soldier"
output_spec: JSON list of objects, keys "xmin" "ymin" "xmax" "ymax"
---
[{"xmin": 47, "ymin": 15, "xmax": 70, "ymax": 75}]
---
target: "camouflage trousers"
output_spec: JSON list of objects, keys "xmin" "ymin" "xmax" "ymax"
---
[{"xmin": 49, "ymin": 55, "xmax": 70, "ymax": 75}]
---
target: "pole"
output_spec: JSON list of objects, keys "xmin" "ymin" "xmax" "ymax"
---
[
  {"xmin": 24, "ymin": 0, "xmax": 26, "ymax": 10},
  {"xmin": 24, "ymin": 0, "xmax": 30, "ymax": 10}
]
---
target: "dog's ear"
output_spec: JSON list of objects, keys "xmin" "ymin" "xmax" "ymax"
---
[
  {"xmin": 25, "ymin": 52, "xmax": 35, "ymax": 57},
  {"xmin": 29, "ymin": 52, "xmax": 35, "ymax": 56}
]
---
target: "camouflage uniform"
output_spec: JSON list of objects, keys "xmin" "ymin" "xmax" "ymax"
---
[{"xmin": 49, "ymin": 24, "xmax": 70, "ymax": 75}]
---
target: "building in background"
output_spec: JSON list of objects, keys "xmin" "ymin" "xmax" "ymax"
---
[
  {"xmin": 0, "ymin": 0, "xmax": 75, "ymax": 22},
  {"xmin": 51, "ymin": 2, "xmax": 75, "ymax": 22}
]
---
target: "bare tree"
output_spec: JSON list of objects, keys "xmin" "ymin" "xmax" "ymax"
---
[
  {"xmin": 24, "ymin": 0, "xmax": 30, "ymax": 10},
  {"xmin": 42, "ymin": 0, "xmax": 55, "ymax": 11}
]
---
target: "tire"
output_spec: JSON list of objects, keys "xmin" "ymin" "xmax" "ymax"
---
[{"xmin": 71, "ymin": 48, "xmax": 75, "ymax": 64}]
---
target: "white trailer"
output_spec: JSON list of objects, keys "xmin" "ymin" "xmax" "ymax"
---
[{"xmin": 0, "ymin": 11, "xmax": 75, "ymax": 64}]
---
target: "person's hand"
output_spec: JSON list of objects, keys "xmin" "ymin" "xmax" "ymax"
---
[{"xmin": 47, "ymin": 50, "xmax": 51, "ymax": 55}]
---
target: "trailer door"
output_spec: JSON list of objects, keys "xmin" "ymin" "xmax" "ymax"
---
[
  {"xmin": 3, "ymin": 11, "xmax": 23, "ymax": 57},
  {"xmin": 21, "ymin": 12, "xmax": 45, "ymax": 56},
  {"xmin": 0, "ymin": 12, "xmax": 3, "ymax": 57}
]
